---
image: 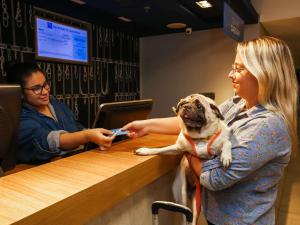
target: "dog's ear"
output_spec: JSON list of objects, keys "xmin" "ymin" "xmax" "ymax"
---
[
  {"xmin": 172, "ymin": 106, "xmax": 177, "ymax": 115},
  {"xmin": 174, "ymin": 99, "xmax": 186, "ymax": 114},
  {"xmin": 210, "ymin": 104, "xmax": 224, "ymax": 120}
]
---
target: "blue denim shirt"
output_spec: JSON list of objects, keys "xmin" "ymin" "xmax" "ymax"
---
[
  {"xmin": 200, "ymin": 96, "xmax": 291, "ymax": 225},
  {"xmin": 18, "ymin": 97, "xmax": 85, "ymax": 164}
]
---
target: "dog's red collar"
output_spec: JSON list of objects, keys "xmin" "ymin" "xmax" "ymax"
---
[
  {"xmin": 207, "ymin": 130, "xmax": 222, "ymax": 156},
  {"xmin": 184, "ymin": 130, "xmax": 222, "ymax": 157},
  {"xmin": 184, "ymin": 135, "xmax": 197, "ymax": 156}
]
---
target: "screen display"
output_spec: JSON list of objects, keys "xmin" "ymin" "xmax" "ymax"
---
[{"xmin": 35, "ymin": 17, "xmax": 88, "ymax": 63}]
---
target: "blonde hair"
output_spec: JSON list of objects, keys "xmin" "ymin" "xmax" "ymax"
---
[{"xmin": 237, "ymin": 36, "xmax": 298, "ymax": 157}]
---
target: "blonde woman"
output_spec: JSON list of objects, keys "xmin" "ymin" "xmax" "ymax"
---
[{"xmin": 123, "ymin": 36, "xmax": 298, "ymax": 224}]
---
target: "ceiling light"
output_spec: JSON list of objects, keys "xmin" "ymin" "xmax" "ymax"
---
[
  {"xmin": 144, "ymin": 6, "xmax": 151, "ymax": 13},
  {"xmin": 195, "ymin": 1, "xmax": 212, "ymax": 8},
  {"xmin": 117, "ymin": 16, "xmax": 132, "ymax": 22},
  {"xmin": 166, "ymin": 23, "xmax": 187, "ymax": 29},
  {"xmin": 70, "ymin": 0, "xmax": 86, "ymax": 5}
]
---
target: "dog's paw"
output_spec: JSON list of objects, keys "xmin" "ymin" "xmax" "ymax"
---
[
  {"xmin": 135, "ymin": 147, "xmax": 152, "ymax": 155},
  {"xmin": 220, "ymin": 149, "xmax": 232, "ymax": 168}
]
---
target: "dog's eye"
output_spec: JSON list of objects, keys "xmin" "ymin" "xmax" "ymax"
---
[{"xmin": 195, "ymin": 99, "xmax": 203, "ymax": 109}]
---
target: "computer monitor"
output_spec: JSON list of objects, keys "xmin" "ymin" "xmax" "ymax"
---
[
  {"xmin": 92, "ymin": 99, "xmax": 153, "ymax": 129},
  {"xmin": 78, "ymin": 99, "xmax": 152, "ymax": 150},
  {"xmin": 0, "ymin": 84, "xmax": 21, "ymax": 173}
]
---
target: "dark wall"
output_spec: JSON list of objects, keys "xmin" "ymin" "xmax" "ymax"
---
[{"xmin": 0, "ymin": 0, "xmax": 140, "ymax": 128}]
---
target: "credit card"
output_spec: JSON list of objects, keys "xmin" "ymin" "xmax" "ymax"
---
[{"xmin": 111, "ymin": 128, "xmax": 128, "ymax": 136}]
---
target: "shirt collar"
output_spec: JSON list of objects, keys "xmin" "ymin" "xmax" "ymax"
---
[
  {"xmin": 22, "ymin": 96, "xmax": 55, "ymax": 116},
  {"xmin": 236, "ymin": 97, "xmax": 267, "ymax": 117}
]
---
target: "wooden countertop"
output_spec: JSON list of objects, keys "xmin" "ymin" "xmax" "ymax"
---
[{"xmin": 0, "ymin": 134, "xmax": 180, "ymax": 225}]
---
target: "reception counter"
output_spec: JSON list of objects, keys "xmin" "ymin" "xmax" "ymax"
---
[{"xmin": 0, "ymin": 134, "xmax": 181, "ymax": 225}]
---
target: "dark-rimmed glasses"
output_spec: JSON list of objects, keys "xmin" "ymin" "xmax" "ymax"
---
[{"xmin": 23, "ymin": 81, "xmax": 50, "ymax": 95}]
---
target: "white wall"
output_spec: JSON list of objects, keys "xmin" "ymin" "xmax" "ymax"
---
[
  {"xmin": 140, "ymin": 0, "xmax": 300, "ymax": 118},
  {"xmin": 140, "ymin": 26, "xmax": 259, "ymax": 118},
  {"xmin": 251, "ymin": 0, "xmax": 300, "ymax": 67},
  {"xmin": 251, "ymin": 0, "xmax": 300, "ymax": 21}
]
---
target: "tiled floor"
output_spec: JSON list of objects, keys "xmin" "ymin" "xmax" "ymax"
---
[{"xmin": 277, "ymin": 152, "xmax": 300, "ymax": 225}]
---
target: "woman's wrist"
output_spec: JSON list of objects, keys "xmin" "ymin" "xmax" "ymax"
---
[
  {"xmin": 144, "ymin": 119, "xmax": 154, "ymax": 134},
  {"xmin": 82, "ymin": 129, "xmax": 91, "ymax": 142}
]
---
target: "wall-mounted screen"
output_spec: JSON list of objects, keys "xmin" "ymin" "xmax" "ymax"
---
[{"xmin": 35, "ymin": 17, "xmax": 89, "ymax": 64}]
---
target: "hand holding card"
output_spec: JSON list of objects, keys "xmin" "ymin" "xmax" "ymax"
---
[{"xmin": 111, "ymin": 128, "xmax": 128, "ymax": 136}]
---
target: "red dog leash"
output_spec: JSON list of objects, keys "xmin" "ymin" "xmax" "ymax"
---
[
  {"xmin": 184, "ymin": 135, "xmax": 202, "ymax": 218},
  {"xmin": 184, "ymin": 130, "xmax": 222, "ymax": 220},
  {"xmin": 207, "ymin": 130, "xmax": 222, "ymax": 156}
]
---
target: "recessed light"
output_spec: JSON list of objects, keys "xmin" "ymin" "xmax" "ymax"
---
[
  {"xmin": 117, "ymin": 16, "xmax": 132, "ymax": 22},
  {"xmin": 166, "ymin": 23, "xmax": 187, "ymax": 29},
  {"xmin": 195, "ymin": 1, "xmax": 212, "ymax": 8},
  {"xmin": 70, "ymin": 0, "xmax": 86, "ymax": 5}
]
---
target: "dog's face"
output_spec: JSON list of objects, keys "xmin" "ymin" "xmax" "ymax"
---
[{"xmin": 173, "ymin": 94, "xmax": 223, "ymax": 139}]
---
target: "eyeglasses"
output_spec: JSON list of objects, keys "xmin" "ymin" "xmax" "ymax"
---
[
  {"xmin": 231, "ymin": 64, "xmax": 247, "ymax": 74},
  {"xmin": 23, "ymin": 81, "xmax": 50, "ymax": 95}
]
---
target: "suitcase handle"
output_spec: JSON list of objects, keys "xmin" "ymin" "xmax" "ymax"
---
[{"xmin": 152, "ymin": 201, "xmax": 193, "ymax": 223}]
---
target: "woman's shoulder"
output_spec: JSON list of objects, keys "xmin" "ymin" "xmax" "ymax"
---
[
  {"xmin": 49, "ymin": 97, "xmax": 64, "ymax": 107},
  {"xmin": 232, "ymin": 108, "xmax": 289, "ymax": 142},
  {"xmin": 219, "ymin": 96, "xmax": 242, "ymax": 107},
  {"xmin": 50, "ymin": 97, "xmax": 71, "ymax": 111},
  {"xmin": 254, "ymin": 109, "xmax": 286, "ymax": 128},
  {"xmin": 219, "ymin": 96, "xmax": 244, "ymax": 117},
  {"xmin": 21, "ymin": 103, "xmax": 38, "ymax": 118},
  {"xmin": 248, "ymin": 110, "xmax": 289, "ymax": 139},
  {"xmin": 265, "ymin": 112, "xmax": 288, "ymax": 134}
]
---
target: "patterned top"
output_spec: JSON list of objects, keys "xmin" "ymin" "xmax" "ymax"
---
[{"xmin": 200, "ymin": 96, "xmax": 291, "ymax": 225}]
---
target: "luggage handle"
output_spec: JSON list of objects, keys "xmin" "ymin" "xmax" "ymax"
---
[{"xmin": 152, "ymin": 201, "xmax": 193, "ymax": 223}]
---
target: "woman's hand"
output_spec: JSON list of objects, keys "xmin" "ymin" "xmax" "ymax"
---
[
  {"xmin": 121, "ymin": 120, "xmax": 149, "ymax": 138},
  {"xmin": 86, "ymin": 128, "xmax": 115, "ymax": 150}
]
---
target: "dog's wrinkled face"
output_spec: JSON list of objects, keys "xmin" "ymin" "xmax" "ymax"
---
[{"xmin": 173, "ymin": 94, "xmax": 223, "ymax": 139}]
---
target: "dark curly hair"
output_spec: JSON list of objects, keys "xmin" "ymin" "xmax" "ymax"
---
[{"xmin": 5, "ymin": 61, "xmax": 46, "ymax": 89}]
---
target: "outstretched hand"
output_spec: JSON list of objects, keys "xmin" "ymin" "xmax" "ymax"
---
[
  {"xmin": 121, "ymin": 120, "xmax": 149, "ymax": 138},
  {"xmin": 87, "ymin": 128, "xmax": 115, "ymax": 150}
]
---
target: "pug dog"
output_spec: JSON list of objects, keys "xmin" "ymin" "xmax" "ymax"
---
[
  {"xmin": 135, "ymin": 94, "xmax": 231, "ymax": 164},
  {"xmin": 135, "ymin": 93, "xmax": 232, "ymax": 225}
]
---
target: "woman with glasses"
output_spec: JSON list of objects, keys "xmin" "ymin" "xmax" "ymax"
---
[
  {"xmin": 6, "ymin": 62, "xmax": 115, "ymax": 164},
  {"xmin": 122, "ymin": 37, "xmax": 298, "ymax": 225}
]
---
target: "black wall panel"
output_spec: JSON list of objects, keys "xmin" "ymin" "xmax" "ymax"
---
[{"xmin": 0, "ymin": 0, "xmax": 140, "ymax": 128}]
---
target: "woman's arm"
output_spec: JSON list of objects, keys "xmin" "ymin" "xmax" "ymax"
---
[
  {"xmin": 59, "ymin": 128, "xmax": 115, "ymax": 150},
  {"xmin": 192, "ymin": 116, "xmax": 291, "ymax": 191},
  {"xmin": 122, "ymin": 117, "xmax": 180, "ymax": 138}
]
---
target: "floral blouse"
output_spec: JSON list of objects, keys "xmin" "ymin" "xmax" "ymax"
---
[{"xmin": 200, "ymin": 96, "xmax": 291, "ymax": 225}]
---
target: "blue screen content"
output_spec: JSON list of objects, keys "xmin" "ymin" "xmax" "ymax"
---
[{"xmin": 36, "ymin": 18, "xmax": 88, "ymax": 63}]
